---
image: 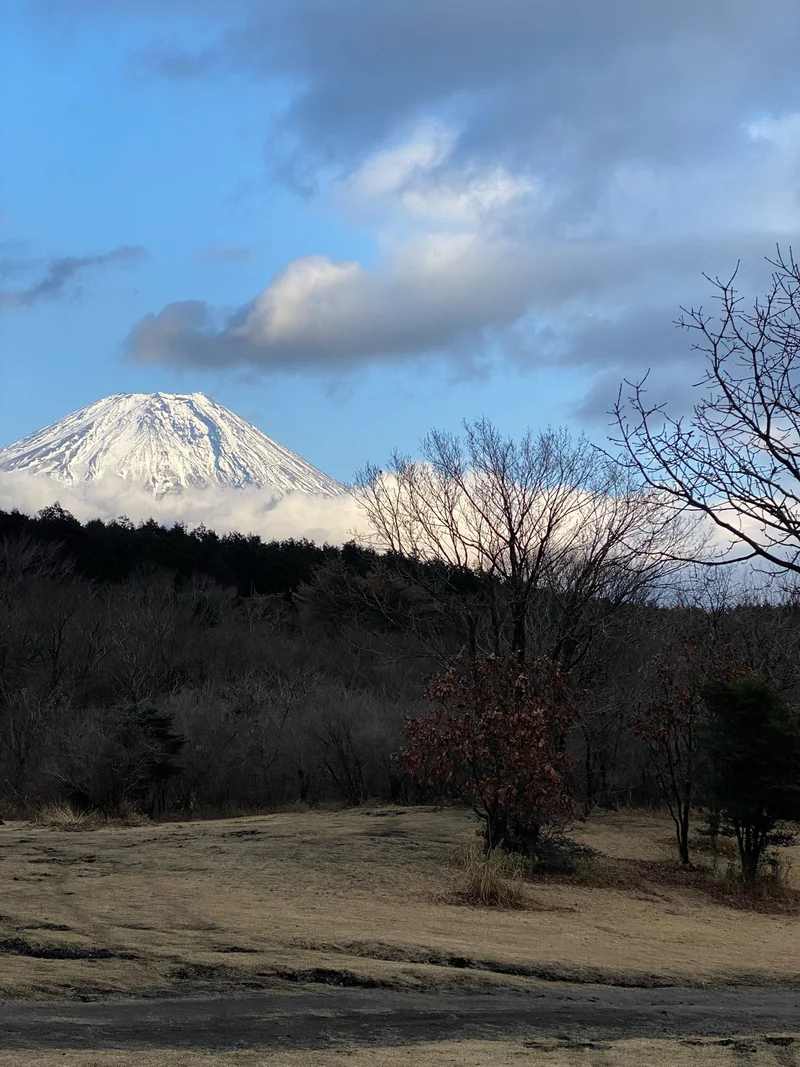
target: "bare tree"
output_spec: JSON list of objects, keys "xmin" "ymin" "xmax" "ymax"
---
[
  {"xmin": 354, "ymin": 420, "xmax": 691, "ymax": 664},
  {"xmin": 632, "ymin": 630, "xmax": 729, "ymax": 866},
  {"xmin": 0, "ymin": 533, "xmax": 73, "ymax": 585},
  {"xmin": 615, "ymin": 248, "xmax": 800, "ymax": 576}
]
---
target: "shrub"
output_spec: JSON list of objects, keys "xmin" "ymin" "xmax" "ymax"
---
[
  {"xmin": 402, "ymin": 653, "xmax": 577, "ymax": 854},
  {"xmin": 526, "ymin": 836, "xmax": 599, "ymax": 875}
]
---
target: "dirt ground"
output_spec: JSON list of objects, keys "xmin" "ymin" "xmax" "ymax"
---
[
  {"xmin": 0, "ymin": 806, "xmax": 798, "ymax": 1000},
  {"xmin": 2, "ymin": 1035, "xmax": 800, "ymax": 1067}
]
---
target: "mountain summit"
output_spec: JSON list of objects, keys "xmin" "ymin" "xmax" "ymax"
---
[{"xmin": 0, "ymin": 392, "xmax": 345, "ymax": 499}]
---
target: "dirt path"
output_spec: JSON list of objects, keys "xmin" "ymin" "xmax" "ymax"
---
[{"xmin": 1, "ymin": 984, "xmax": 799, "ymax": 1052}]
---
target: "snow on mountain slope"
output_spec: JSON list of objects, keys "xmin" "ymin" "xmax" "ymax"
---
[{"xmin": 0, "ymin": 392, "xmax": 345, "ymax": 499}]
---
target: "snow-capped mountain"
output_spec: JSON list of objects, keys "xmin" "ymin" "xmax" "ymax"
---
[{"xmin": 0, "ymin": 392, "xmax": 345, "ymax": 500}]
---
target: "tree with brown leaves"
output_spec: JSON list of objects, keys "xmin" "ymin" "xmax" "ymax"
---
[{"xmin": 401, "ymin": 653, "xmax": 577, "ymax": 853}]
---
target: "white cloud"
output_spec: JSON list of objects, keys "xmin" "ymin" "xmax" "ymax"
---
[
  {"xmin": 343, "ymin": 123, "xmax": 536, "ymax": 228},
  {"xmin": 346, "ymin": 122, "xmax": 455, "ymax": 198},
  {"xmin": 239, "ymin": 255, "xmax": 366, "ymax": 346},
  {"xmin": 0, "ymin": 472, "xmax": 365, "ymax": 545},
  {"xmin": 129, "ymin": 124, "xmax": 545, "ymax": 367},
  {"xmin": 747, "ymin": 112, "xmax": 800, "ymax": 152},
  {"xmin": 400, "ymin": 167, "xmax": 536, "ymax": 224},
  {"xmin": 219, "ymin": 225, "xmax": 534, "ymax": 363},
  {"xmin": 744, "ymin": 111, "xmax": 800, "ymax": 231}
]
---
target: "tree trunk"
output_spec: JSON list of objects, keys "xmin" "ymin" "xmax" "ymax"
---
[
  {"xmin": 511, "ymin": 603, "xmax": 526, "ymax": 661},
  {"xmin": 677, "ymin": 802, "xmax": 691, "ymax": 867}
]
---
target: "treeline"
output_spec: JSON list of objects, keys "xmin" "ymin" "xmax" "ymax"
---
[
  {"xmin": 0, "ymin": 508, "xmax": 453, "ymax": 816},
  {"xmin": 0, "ymin": 504, "xmax": 350, "ymax": 596}
]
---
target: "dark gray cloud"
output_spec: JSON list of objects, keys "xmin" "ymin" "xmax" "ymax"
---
[
  {"xmin": 46, "ymin": 0, "xmax": 800, "ymax": 412},
  {"xmin": 50, "ymin": 1, "xmax": 799, "ymax": 179},
  {"xmin": 122, "ymin": 0, "xmax": 800, "ymax": 186},
  {"xmin": 0, "ymin": 245, "xmax": 149, "ymax": 310}
]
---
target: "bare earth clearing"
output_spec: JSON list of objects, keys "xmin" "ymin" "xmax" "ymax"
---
[{"xmin": 1, "ymin": 807, "xmax": 798, "ymax": 1063}]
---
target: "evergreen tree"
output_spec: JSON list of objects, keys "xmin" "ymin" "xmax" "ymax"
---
[{"xmin": 700, "ymin": 673, "xmax": 800, "ymax": 881}]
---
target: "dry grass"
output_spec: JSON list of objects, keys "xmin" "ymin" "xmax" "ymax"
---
[
  {"xmin": 449, "ymin": 842, "xmax": 529, "ymax": 908},
  {"xmin": 31, "ymin": 803, "xmax": 150, "ymax": 832},
  {"xmin": 0, "ymin": 806, "xmax": 798, "ymax": 1000},
  {"xmin": 1, "ymin": 1036, "xmax": 799, "ymax": 1067},
  {"xmin": 534, "ymin": 821, "xmax": 800, "ymax": 915},
  {"xmin": 32, "ymin": 802, "xmax": 91, "ymax": 830},
  {"xmin": 700, "ymin": 854, "xmax": 800, "ymax": 914}
]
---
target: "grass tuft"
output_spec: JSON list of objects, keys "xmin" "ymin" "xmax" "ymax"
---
[
  {"xmin": 31, "ymin": 803, "xmax": 150, "ymax": 831},
  {"xmin": 32, "ymin": 803, "xmax": 89, "ymax": 830},
  {"xmin": 450, "ymin": 842, "xmax": 529, "ymax": 909}
]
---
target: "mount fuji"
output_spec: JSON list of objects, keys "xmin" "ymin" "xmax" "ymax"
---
[{"xmin": 0, "ymin": 392, "xmax": 345, "ymax": 501}]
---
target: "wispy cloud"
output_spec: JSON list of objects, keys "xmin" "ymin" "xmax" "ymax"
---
[{"xmin": 0, "ymin": 245, "xmax": 149, "ymax": 310}]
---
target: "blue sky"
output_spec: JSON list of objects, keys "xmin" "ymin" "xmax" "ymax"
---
[{"xmin": 2, "ymin": 0, "xmax": 798, "ymax": 484}]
